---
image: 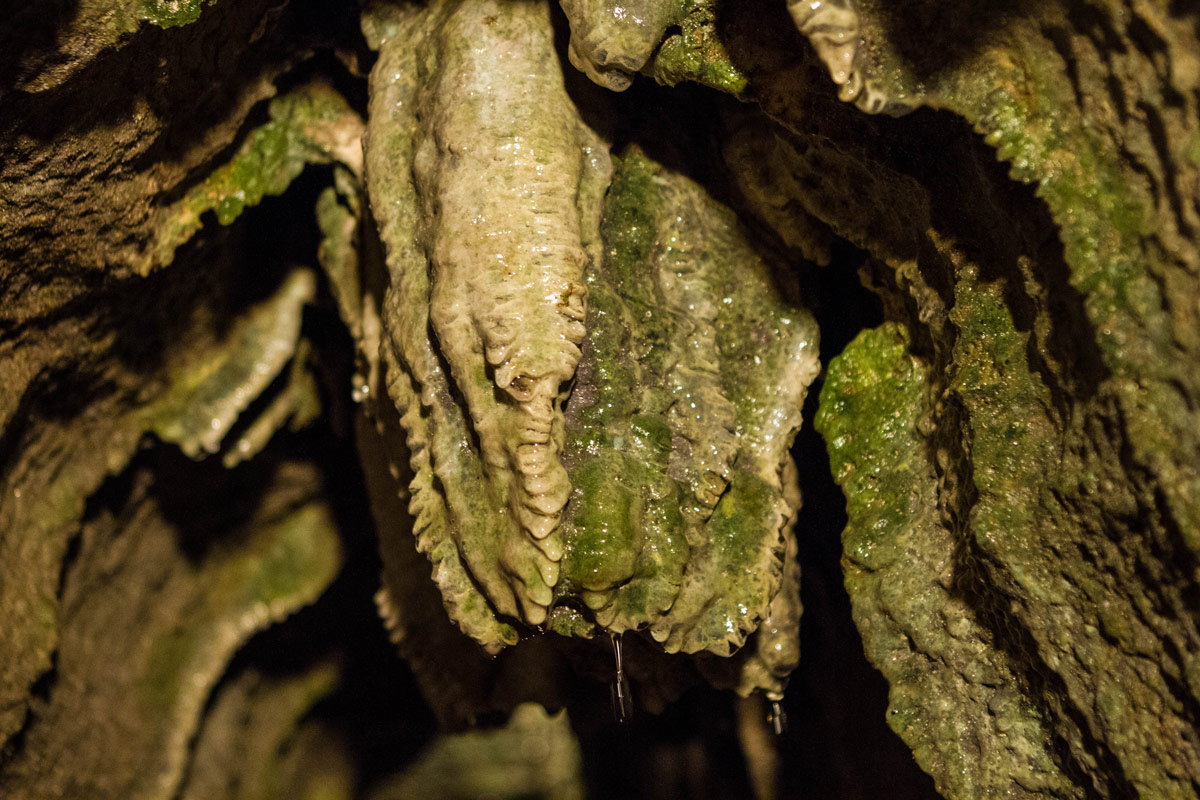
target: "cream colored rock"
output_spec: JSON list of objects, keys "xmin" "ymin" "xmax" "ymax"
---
[
  {"xmin": 787, "ymin": 0, "xmax": 908, "ymax": 114},
  {"xmin": 558, "ymin": 0, "xmax": 684, "ymax": 90},
  {"xmin": 365, "ymin": 0, "xmax": 611, "ymax": 640}
]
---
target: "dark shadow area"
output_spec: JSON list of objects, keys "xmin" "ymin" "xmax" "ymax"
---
[
  {"xmin": 780, "ymin": 244, "xmax": 938, "ymax": 800},
  {"xmin": 86, "ymin": 158, "xmax": 330, "ymax": 397},
  {"xmin": 203, "ymin": 422, "xmax": 442, "ymax": 794},
  {"xmin": 571, "ymin": 679, "xmax": 754, "ymax": 800},
  {"xmin": 0, "ymin": 0, "xmax": 82, "ymax": 92},
  {"xmin": 910, "ymin": 112, "xmax": 1109, "ymax": 410},
  {"xmin": 867, "ymin": 0, "xmax": 1025, "ymax": 82}
]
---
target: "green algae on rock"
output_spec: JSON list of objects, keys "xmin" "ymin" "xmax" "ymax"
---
[
  {"xmin": 810, "ymin": 4, "xmax": 1200, "ymax": 797},
  {"xmin": 559, "ymin": 0, "xmax": 747, "ymax": 95},
  {"xmin": 8, "ymin": 0, "xmax": 1199, "ymax": 793},
  {"xmin": 363, "ymin": 0, "xmax": 817, "ymax": 697},
  {"xmin": 138, "ymin": 0, "xmax": 217, "ymax": 28},
  {"xmin": 148, "ymin": 82, "xmax": 364, "ymax": 274},
  {"xmin": 685, "ymin": 1, "xmax": 1200, "ymax": 794},
  {"xmin": 0, "ymin": 460, "xmax": 342, "ymax": 800},
  {"xmin": 817, "ymin": 324, "xmax": 1075, "ymax": 798},
  {"xmin": 557, "ymin": 146, "xmax": 816, "ymax": 669},
  {"xmin": 643, "ymin": 0, "xmax": 747, "ymax": 96}
]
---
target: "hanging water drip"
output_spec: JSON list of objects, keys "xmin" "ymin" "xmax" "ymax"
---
[
  {"xmin": 610, "ymin": 633, "xmax": 633, "ymax": 724},
  {"xmin": 767, "ymin": 693, "xmax": 788, "ymax": 736}
]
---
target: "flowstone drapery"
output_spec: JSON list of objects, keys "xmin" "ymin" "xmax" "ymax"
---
[{"xmin": 1, "ymin": 0, "xmax": 1198, "ymax": 798}]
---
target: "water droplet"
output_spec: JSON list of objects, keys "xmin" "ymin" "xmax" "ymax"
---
[
  {"xmin": 767, "ymin": 696, "xmax": 787, "ymax": 735},
  {"xmin": 610, "ymin": 633, "xmax": 633, "ymax": 724}
]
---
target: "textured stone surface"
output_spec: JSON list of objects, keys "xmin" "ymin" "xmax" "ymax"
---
[
  {"xmin": 560, "ymin": 0, "xmax": 746, "ymax": 95},
  {"xmin": 362, "ymin": 0, "xmax": 818, "ymax": 696},
  {"xmin": 731, "ymin": 0, "xmax": 1200, "ymax": 796},
  {"xmin": 2, "ymin": 0, "xmax": 1198, "ymax": 796},
  {"xmin": 817, "ymin": 325, "xmax": 1075, "ymax": 797},
  {"xmin": 0, "ymin": 457, "xmax": 342, "ymax": 799},
  {"xmin": 0, "ymin": 0, "xmax": 362, "ymax": 792},
  {"xmin": 0, "ymin": 72, "xmax": 361, "ymax": 755},
  {"xmin": 368, "ymin": 702, "xmax": 584, "ymax": 800},
  {"xmin": 0, "ymin": 0, "xmax": 314, "ymax": 327},
  {"xmin": 180, "ymin": 660, "xmax": 355, "ymax": 800}
]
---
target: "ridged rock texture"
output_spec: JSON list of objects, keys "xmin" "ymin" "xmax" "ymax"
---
[
  {"xmin": 361, "ymin": 0, "xmax": 817, "ymax": 715},
  {"xmin": 717, "ymin": 0, "xmax": 1200, "ymax": 796},
  {"xmin": 746, "ymin": 1, "xmax": 1200, "ymax": 796},
  {"xmin": 1, "ymin": 2, "xmax": 365, "ymax": 796},
  {"xmin": 2, "ymin": 0, "xmax": 1199, "ymax": 797}
]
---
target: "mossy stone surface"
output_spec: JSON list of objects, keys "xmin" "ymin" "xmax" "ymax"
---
[{"xmin": 782, "ymin": 1, "xmax": 1200, "ymax": 795}]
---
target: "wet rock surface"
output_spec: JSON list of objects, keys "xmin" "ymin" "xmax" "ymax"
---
[{"xmin": 1, "ymin": 0, "xmax": 1197, "ymax": 798}]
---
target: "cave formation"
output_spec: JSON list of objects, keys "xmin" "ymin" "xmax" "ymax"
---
[{"xmin": 2, "ymin": 1, "xmax": 1199, "ymax": 798}]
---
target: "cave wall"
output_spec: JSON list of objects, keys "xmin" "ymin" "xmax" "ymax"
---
[{"xmin": 1, "ymin": 1, "xmax": 1198, "ymax": 798}]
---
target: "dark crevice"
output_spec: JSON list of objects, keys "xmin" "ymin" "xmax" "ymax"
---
[
  {"xmin": 1109, "ymin": 416, "xmax": 1200, "ymax": 739},
  {"xmin": 777, "ymin": 218, "xmax": 933, "ymax": 798},
  {"xmin": 274, "ymin": 47, "xmax": 372, "ymax": 117},
  {"xmin": 935, "ymin": 117, "xmax": 1108, "ymax": 411},
  {"xmin": 0, "ymin": 651, "xmax": 58, "ymax": 772},
  {"xmin": 0, "ymin": 0, "xmax": 82, "ymax": 92},
  {"xmin": 1067, "ymin": 3, "xmax": 1129, "ymax": 64},
  {"xmin": 1105, "ymin": 71, "xmax": 1134, "ymax": 125},
  {"xmin": 1125, "ymin": 12, "xmax": 1169, "ymax": 64},
  {"xmin": 1045, "ymin": 24, "xmax": 1086, "ymax": 111},
  {"xmin": 1109, "ymin": 400, "xmax": 1200, "ymax": 625},
  {"xmin": 1139, "ymin": 98, "xmax": 1195, "ymax": 240},
  {"xmin": 571, "ymin": 681, "xmax": 755, "ymax": 799},
  {"xmin": 0, "ymin": 364, "xmax": 100, "ymax": 487}
]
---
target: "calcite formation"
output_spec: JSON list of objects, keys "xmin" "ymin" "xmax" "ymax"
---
[
  {"xmin": 786, "ymin": 0, "xmax": 909, "ymax": 115},
  {"xmin": 543, "ymin": 0, "xmax": 1200, "ymax": 795},
  {"xmin": 2, "ymin": 0, "xmax": 1199, "ymax": 796},
  {"xmin": 362, "ymin": 0, "xmax": 818, "ymax": 700},
  {"xmin": 1, "ymin": 25, "xmax": 363, "ymax": 789},
  {"xmin": 722, "ymin": 1, "xmax": 1200, "ymax": 797},
  {"xmin": 559, "ymin": 0, "xmax": 688, "ymax": 91}
]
